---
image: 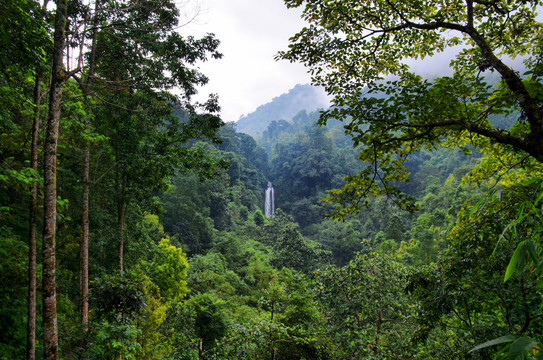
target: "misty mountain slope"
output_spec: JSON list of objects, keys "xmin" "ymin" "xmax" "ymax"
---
[{"xmin": 235, "ymin": 84, "xmax": 329, "ymax": 138}]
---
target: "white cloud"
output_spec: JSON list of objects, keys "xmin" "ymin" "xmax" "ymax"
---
[{"xmin": 179, "ymin": 0, "xmax": 311, "ymax": 123}]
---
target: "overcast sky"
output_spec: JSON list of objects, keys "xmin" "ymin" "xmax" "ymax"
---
[
  {"xmin": 179, "ymin": 0, "xmax": 475, "ymax": 124},
  {"xmin": 179, "ymin": 0, "xmax": 312, "ymax": 123}
]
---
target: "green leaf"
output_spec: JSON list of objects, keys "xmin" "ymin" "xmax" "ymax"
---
[
  {"xmin": 494, "ymin": 220, "xmax": 517, "ymax": 256},
  {"xmin": 469, "ymin": 335, "xmax": 516, "ymax": 353},
  {"xmin": 536, "ymin": 188, "xmax": 543, "ymax": 204},
  {"xmin": 504, "ymin": 241, "xmax": 526, "ymax": 283}
]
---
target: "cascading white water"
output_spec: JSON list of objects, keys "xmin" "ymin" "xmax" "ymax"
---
[{"xmin": 265, "ymin": 181, "xmax": 275, "ymax": 218}]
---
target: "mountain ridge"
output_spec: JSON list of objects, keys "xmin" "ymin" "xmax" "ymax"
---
[{"xmin": 234, "ymin": 84, "xmax": 329, "ymax": 138}]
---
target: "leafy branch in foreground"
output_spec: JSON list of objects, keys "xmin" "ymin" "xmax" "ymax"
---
[
  {"xmin": 461, "ymin": 179, "xmax": 543, "ymax": 358},
  {"xmin": 280, "ymin": 0, "xmax": 543, "ymax": 219}
]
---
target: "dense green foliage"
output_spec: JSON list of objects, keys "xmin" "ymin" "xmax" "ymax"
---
[{"xmin": 2, "ymin": 0, "xmax": 543, "ymax": 359}]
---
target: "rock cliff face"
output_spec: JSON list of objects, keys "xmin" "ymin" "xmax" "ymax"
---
[{"xmin": 234, "ymin": 84, "xmax": 329, "ymax": 138}]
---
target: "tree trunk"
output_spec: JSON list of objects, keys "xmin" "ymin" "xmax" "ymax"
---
[
  {"xmin": 118, "ymin": 180, "xmax": 126, "ymax": 274},
  {"xmin": 26, "ymin": 70, "xmax": 42, "ymax": 360},
  {"xmin": 43, "ymin": 1, "xmax": 67, "ymax": 359},
  {"xmin": 80, "ymin": 135, "xmax": 90, "ymax": 329},
  {"xmin": 80, "ymin": 0, "xmax": 100, "ymax": 330},
  {"xmin": 116, "ymin": 156, "xmax": 127, "ymax": 274},
  {"xmin": 28, "ymin": 2, "xmax": 49, "ymax": 356}
]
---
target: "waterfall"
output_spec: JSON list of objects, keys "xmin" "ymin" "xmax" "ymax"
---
[{"xmin": 265, "ymin": 181, "xmax": 275, "ymax": 218}]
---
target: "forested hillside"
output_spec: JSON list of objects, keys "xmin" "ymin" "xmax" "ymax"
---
[
  {"xmin": 234, "ymin": 84, "xmax": 329, "ymax": 138},
  {"xmin": 2, "ymin": 0, "xmax": 543, "ymax": 359}
]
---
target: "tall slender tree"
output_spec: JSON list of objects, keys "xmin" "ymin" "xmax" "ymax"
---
[
  {"xmin": 27, "ymin": 63, "xmax": 42, "ymax": 360},
  {"xmin": 79, "ymin": 0, "xmax": 100, "ymax": 328},
  {"xmin": 42, "ymin": 1, "xmax": 68, "ymax": 358},
  {"xmin": 26, "ymin": 2, "xmax": 50, "ymax": 357}
]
